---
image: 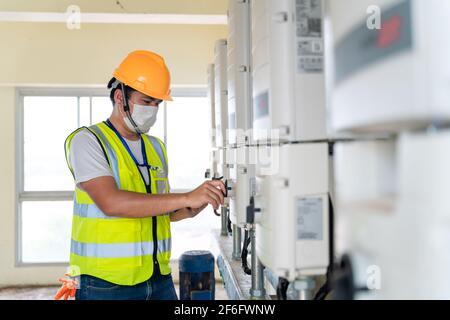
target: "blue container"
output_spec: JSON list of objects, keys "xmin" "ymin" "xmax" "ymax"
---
[{"xmin": 179, "ymin": 250, "xmax": 215, "ymax": 300}]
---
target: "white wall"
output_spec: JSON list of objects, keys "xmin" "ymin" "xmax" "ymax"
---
[{"xmin": 0, "ymin": 21, "xmax": 227, "ymax": 287}]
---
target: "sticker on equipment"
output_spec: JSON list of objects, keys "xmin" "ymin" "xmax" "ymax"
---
[
  {"xmin": 295, "ymin": 0, "xmax": 324, "ymax": 73},
  {"xmin": 296, "ymin": 197, "xmax": 323, "ymax": 240}
]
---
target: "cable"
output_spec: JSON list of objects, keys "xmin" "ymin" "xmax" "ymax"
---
[
  {"xmin": 212, "ymin": 176, "xmax": 224, "ymax": 216},
  {"xmin": 241, "ymin": 229, "xmax": 251, "ymax": 275},
  {"xmin": 227, "ymin": 209, "xmax": 233, "ymax": 234},
  {"xmin": 313, "ymin": 193, "xmax": 335, "ymax": 300},
  {"xmin": 120, "ymin": 83, "xmax": 142, "ymax": 134},
  {"xmin": 276, "ymin": 277, "xmax": 289, "ymax": 300}
]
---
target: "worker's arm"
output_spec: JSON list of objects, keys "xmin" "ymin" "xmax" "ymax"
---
[
  {"xmin": 80, "ymin": 176, "xmax": 225, "ymax": 218},
  {"xmin": 169, "ymin": 204, "xmax": 208, "ymax": 222}
]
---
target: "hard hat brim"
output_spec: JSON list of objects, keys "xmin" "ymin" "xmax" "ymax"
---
[{"xmin": 113, "ymin": 72, "xmax": 173, "ymax": 101}]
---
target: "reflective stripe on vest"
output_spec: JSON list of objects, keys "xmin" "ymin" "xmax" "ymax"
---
[
  {"xmin": 73, "ymin": 202, "xmax": 117, "ymax": 219},
  {"xmin": 71, "ymin": 238, "xmax": 171, "ymax": 258}
]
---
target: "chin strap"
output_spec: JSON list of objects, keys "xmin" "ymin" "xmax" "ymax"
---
[{"xmin": 121, "ymin": 83, "xmax": 142, "ymax": 134}]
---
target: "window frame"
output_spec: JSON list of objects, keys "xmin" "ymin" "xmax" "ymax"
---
[{"xmin": 15, "ymin": 86, "xmax": 206, "ymax": 266}]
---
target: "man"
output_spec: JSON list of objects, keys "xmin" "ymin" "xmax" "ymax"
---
[{"xmin": 58, "ymin": 50, "xmax": 225, "ymax": 300}]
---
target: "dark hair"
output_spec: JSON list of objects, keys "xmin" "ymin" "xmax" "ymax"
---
[{"xmin": 107, "ymin": 77, "xmax": 136, "ymax": 105}]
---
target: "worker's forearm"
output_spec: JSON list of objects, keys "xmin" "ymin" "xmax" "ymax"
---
[
  {"xmin": 169, "ymin": 208, "xmax": 193, "ymax": 222},
  {"xmin": 105, "ymin": 190, "xmax": 188, "ymax": 218}
]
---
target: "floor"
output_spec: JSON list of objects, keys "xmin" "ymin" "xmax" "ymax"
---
[{"xmin": 0, "ymin": 282, "xmax": 229, "ymax": 300}]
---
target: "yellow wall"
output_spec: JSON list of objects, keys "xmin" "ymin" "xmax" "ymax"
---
[
  {"xmin": 0, "ymin": 21, "xmax": 227, "ymax": 287},
  {"xmin": 0, "ymin": 0, "xmax": 228, "ymax": 14},
  {"xmin": 0, "ymin": 22, "xmax": 227, "ymax": 86}
]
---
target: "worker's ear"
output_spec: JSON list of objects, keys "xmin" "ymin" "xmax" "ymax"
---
[
  {"xmin": 114, "ymin": 89, "xmax": 131, "ymax": 117},
  {"xmin": 114, "ymin": 88, "xmax": 124, "ymax": 108}
]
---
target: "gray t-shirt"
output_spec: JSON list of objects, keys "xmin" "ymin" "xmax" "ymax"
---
[{"xmin": 69, "ymin": 129, "xmax": 150, "ymax": 189}]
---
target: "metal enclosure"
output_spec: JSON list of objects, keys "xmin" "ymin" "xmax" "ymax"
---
[
  {"xmin": 214, "ymin": 39, "xmax": 229, "ymax": 149},
  {"xmin": 207, "ymin": 63, "xmax": 216, "ymax": 149},
  {"xmin": 227, "ymin": 0, "xmax": 255, "ymax": 227},
  {"xmin": 328, "ymin": 0, "xmax": 450, "ymax": 299},
  {"xmin": 251, "ymin": 0, "xmax": 327, "ymax": 144},
  {"xmin": 328, "ymin": 0, "xmax": 450, "ymax": 133},
  {"xmin": 227, "ymin": 0, "xmax": 253, "ymax": 147},
  {"xmin": 255, "ymin": 143, "xmax": 330, "ymax": 281},
  {"xmin": 206, "ymin": 64, "xmax": 219, "ymax": 179},
  {"xmin": 251, "ymin": 0, "xmax": 330, "ymax": 281}
]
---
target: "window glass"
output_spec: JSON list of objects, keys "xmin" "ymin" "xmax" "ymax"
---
[
  {"xmin": 170, "ymin": 206, "xmax": 220, "ymax": 259},
  {"xmin": 21, "ymin": 201, "xmax": 72, "ymax": 263},
  {"xmin": 23, "ymin": 97, "xmax": 78, "ymax": 191},
  {"xmin": 79, "ymin": 97, "xmax": 91, "ymax": 127},
  {"xmin": 91, "ymin": 97, "xmax": 113, "ymax": 125},
  {"xmin": 166, "ymin": 97, "xmax": 210, "ymax": 190}
]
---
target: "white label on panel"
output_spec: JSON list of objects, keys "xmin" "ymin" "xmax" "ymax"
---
[
  {"xmin": 295, "ymin": 0, "xmax": 324, "ymax": 73},
  {"xmin": 296, "ymin": 197, "xmax": 323, "ymax": 240}
]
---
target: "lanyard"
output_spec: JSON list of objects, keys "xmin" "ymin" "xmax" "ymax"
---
[{"xmin": 105, "ymin": 119, "xmax": 150, "ymax": 169}]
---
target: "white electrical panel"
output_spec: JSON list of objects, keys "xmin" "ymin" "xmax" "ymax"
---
[
  {"xmin": 206, "ymin": 64, "xmax": 220, "ymax": 179},
  {"xmin": 255, "ymin": 143, "xmax": 329, "ymax": 281},
  {"xmin": 334, "ymin": 133, "xmax": 450, "ymax": 299},
  {"xmin": 229, "ymin": 146, "xmax": 256, "ymax": 227},
  {"xmin": 207, "ymin": 64, "xmax": 216, "ymax": 149},
  {"xmin": 228, "ymin": 0, "xmax": 253, "ymax": 147},
  {"xmin": 214, "ymin": 39, "xmax": 229, "ymax": 148},
  {"xmin": 217, "ymin": 148, "xmax": 231, "ymax": 201},
  {"xmin": 327, "ymin": 0, "xmax": 450, "ymax": 133},
  {"xmin": 207, "ymin": 149, "xmax": 219, "ymax": 179},
  {"xmin": 251, "ymin": 0, "xmax": 327, "ymax": 143},
  {"xmin": 333, "ymin": 140, "xmax": 397, "ymax": 299},
  {"xmin": 227, "ymin": 0, "xmax": 255, "ymax": 226}
]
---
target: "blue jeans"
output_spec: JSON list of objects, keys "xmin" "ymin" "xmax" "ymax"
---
[{"xmin": 75, "ymin": 272, "xmax": 178, "ymax": 300}]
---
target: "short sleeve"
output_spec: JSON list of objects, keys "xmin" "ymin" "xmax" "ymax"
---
[{"xmin": 69, "ymin": 129, "xmax": 113, "ymax": 188}]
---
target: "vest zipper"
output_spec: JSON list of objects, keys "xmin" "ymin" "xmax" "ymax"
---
[{"xmin": 146, "ymin": 183, "xmax": 160, "ymax": 275}]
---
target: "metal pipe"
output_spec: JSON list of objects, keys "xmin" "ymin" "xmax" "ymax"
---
[
  {"xmin": 221, "ymin": 206, "xmax": 229, "ymax": 236},
  {"xmin": 294, "ymin": 277, "xmax": 316, "ymax": 300},
  {"xmin": 232, "ymin": 224, "xmax": 242, "ymax": 260},
  {"xmin": 249, "ymin": 227, "xmax": 265, "ymax": 299}
]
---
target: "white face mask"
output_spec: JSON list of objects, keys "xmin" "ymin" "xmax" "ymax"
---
[{"xmin": 123, "ymin": 102, "xmax": 159, "ymax": 134}]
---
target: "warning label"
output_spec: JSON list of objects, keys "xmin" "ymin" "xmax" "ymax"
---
[
  {"xmin": 295, "ymin": 0, "xmax": 324, "ymax": 73},
  {"xmin": 296, "ymin": 197, "xmax": 323, "ymax": 240}
]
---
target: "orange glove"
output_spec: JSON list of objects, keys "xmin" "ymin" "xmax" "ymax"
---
[{"xmin": 54, "ymin": 274, "xmax": 78, "ymax": 300}]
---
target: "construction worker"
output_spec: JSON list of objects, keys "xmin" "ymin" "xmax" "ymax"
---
[{"xmin": 57, "ymin": 50, "xmax": 225, "ymax": 300}]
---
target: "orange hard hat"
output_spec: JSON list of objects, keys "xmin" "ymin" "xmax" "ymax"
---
[{"xmin": 113, "ymin": 50, "xmax": 172, "ymax": 101}]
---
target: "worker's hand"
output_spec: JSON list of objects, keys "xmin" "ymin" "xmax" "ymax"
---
[
  {"xmin": 187, "ymin": 204, "xmax": 208, "ymax": 218},
  {"xmin": 54, "ymin": 274, "xmax": 77, "ymax": 300},
  {"xmin": 185, "ymin": 180, "xmax": 226, "ymax": 211}
]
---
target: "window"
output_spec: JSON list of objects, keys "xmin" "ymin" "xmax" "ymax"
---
[
  {"xmin": 17, "ymin": 88, "xmax": 218, "ymax": 264},
  {"xmin": 17, "ymin": 89, "xmax": 113, "ymax": 264},
  {"xmin": 166, "ymin": 97, "xmax": 210, "ymax": 190}
]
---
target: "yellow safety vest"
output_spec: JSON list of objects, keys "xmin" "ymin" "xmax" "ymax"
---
[{"xmin": 64, "ymin": 121, "xmax": 171, "ymax": 286}]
